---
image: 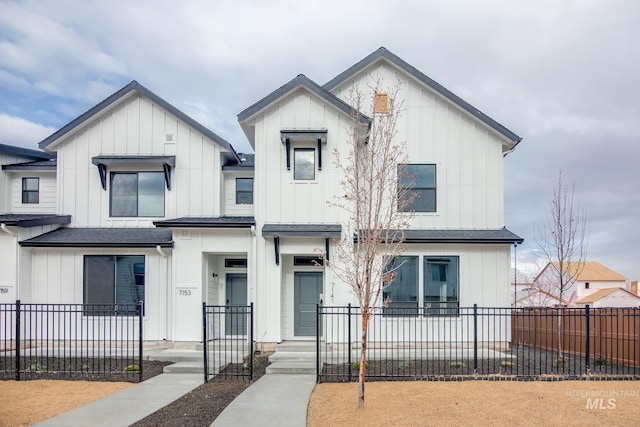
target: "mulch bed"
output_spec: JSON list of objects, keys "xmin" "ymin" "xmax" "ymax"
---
[
  {"xmin": 320, "ymin": 345, "xmax": 640, "ymax": 382},
  {"xmin": 0, "ymin": 357, "xmax": 171, "ymax": 382},
  {"xmin": 131, "ymin": 352, "xmax": 271, "ymax": 427}
]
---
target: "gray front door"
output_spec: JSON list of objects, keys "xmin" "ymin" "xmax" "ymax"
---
[
  {"xmin": 294, "ymin": 272, "xmax": 323, "ymax": 336},
  {"xmin": 226, "ymin": 273, "xmax": 247, "ymax": 335}
]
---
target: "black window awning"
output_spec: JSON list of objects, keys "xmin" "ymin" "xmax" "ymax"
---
[{"xmin": 91, "ymin": 156, "xmax": 176, "ymax": 190}]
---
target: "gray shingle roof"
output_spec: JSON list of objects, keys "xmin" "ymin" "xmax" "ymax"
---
[
  {"xmin": 401, "ymin": 228, "xmax": 523, "ymax": 244},
  {"xmin": 20, "ymin": 228, "xmax": 173, "ymax": 248},
  {"xmin": 2, "ymin": 159, "xmax": 57, "ymax": 171},
  {"xmin": 324, "ymin": 47, "xmax": 522, "ymax": 144},
  {"xmin": 0, "ymin": 214, "xmax": 71, "ymax": 227},
  {"xmin": 37, "ymin": 81, "xmax": 239, "ymax": 161},
  {"xmin": 262, "ymin": 224, "xmax": 342, "ymax": 238},
  {"xmin": 154, "ymin": 217, "xmax": 255, "ymax": 228},
  {"xmin": 0, "ymin": 143, "xmax": 53, "ymax": 160},
  {"xmin": 222, "ymin": 153, "xmax": 255, "ymax": 170},
  {"xmin": 237, "ymin": 74, "xmax": 370, "ymax": 124}
]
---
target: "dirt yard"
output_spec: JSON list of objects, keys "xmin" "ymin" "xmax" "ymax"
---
[
  {"xmin": 0, "ymin": 380, "xmax": 131, "ymax": 427},
  {"xmin": 308, "ymin": 380, "xmax": 640, "ymax": 426},
  {"xmin": 2, "ymin": 379, "xmax": 639, "ymax": 426}
]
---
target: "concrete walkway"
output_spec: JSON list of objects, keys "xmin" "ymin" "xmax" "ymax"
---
[
  {"xmin": 212, "ymin": 374, "xmax": 316, "ymax": 427},
  {"xmin": 33, "ymin": 372, "xmax": 203, "ymax": 427}
]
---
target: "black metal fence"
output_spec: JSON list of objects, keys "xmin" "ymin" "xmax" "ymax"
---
[
  {"xmin": 1, "ymin": 300, "xmax": 144, "ymax": 382},
  {"xmin": 203, "ymin": 303, "xmax": 254, "ymax": 382},
  {"xmin": 317, "ymin": 304, "xmax": 640, "ymax": 382}
]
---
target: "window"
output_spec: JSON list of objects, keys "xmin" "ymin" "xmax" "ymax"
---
[
  {"xmin": 293, "ymin": 256, "xmax": 324, "ymax": 266},
  {"xmin": 424, "ymin": 256, "xmax": 459, "ymax": 316},
  {"xmin": 236, "ymin": 178, "xmax": 253, "ymax": 204},
  {"xmin": 384, "ymin": 256, "xmax": 419, "ymax": 315},
  {"xmin": 585, "ymin": 282, "xmax": 590, "ymax": 289},
  {"xmin": 83, "ymin": 255, "xmax": 145, "ymax": 315},
  {"xmin": 22, "ymin": 177, "xmax": 39, "ymax": 204},
  {"xmin": 225, "ymin": 258, "xmax": 248, "ymax": 268},
  {"xmin": 294, "ymin": 148, "xmax": 315, "ymax": 180},
  {"xmin": 110, "ymin": 172, "xmax": 164, "ymax": 217},
  {"xmin": 398, "ymin": 164, "xmax": 436, "ymax": 212}
]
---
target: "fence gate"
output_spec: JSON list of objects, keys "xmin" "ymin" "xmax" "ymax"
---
[{"xmin": 202, "ymin": 303, "xmax": 254, "ymax": 383}]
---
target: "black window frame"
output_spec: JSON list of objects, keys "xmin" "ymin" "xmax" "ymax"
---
[
  {"xmin": 293, "ymin": 148, "xmax": 316, "ymax": 180},
  {"xmin": 225, "ymin": 258, "xmax": 248, "ymax": 268},
  {"xmin": 398, "ymin": 164, "xmax": 436, "ymax": 213},
  {"xmin": 109, "ymin": 171, "xmax": 165, "ymax": 218},
  {"xmin": 22, "ymin": 177, "xmax": 39, "ymax": 204},
  {"xmin": 235, "ymin": 178, "xmax": 254, "ymax": 205},
  {"xmin": 383, "ymin": 256, "xmax": 420, "ymax": 316},
  {"xmin": 424, "ymin": 256, "xmax": 459, "ymax": 317},
  {"xmin": 83, "ymin": 255, "xmax": 145, "ymax": 316}
]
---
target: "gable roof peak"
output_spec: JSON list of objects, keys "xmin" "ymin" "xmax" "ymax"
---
[
  {"xmin": 324, "ymin": 47, "xmax": 522, "ymax": 145},
  {"xmin": 38, "ymin": 80, "xmax": 239, "ymax": 160}
]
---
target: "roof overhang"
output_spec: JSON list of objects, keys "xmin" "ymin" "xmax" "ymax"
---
[
  {"xmin": 20, "ymin": 228, "xmax": 173, "ymax": 248},
  {"xmin": 0, "ymin": 214, "xmax": 71, "ymax": 227},
  {"xmin": 356, "ymin": 228, "xmax": 523, "ymax": 244},
  {"xmin": 154, "ymin": 217, "xmax": 255, "ymax": 228},
  {"xmin": 262, "ymin": 224, "xmax": 342, "ymax": 238}
]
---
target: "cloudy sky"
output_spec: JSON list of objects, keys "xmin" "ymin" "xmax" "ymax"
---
[{"xmin": 1, "ymin": 0, "xmax": 638, "ymax": 280}]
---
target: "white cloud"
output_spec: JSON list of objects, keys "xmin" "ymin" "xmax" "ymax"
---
[{"xmin": 0, "ymin": 113, "xmax": 55, "ymax": 149}]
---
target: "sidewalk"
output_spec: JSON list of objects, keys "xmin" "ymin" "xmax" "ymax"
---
[
  {"xmin": 33, "ymin": 372, "xmax": 203, "ymax": 427},
  {"xmin": 212, "ymin": 374, "xmax": 316, "ymax": 427}
]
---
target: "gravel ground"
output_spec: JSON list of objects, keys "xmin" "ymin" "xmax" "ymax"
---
[{"xmin": 131, "ymin": 352, "xmax": 271, "ymax": 427}]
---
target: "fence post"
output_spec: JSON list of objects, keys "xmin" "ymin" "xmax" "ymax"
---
[
  {"xmin": 15, "ymin": 300, "xmax": 21, "ymax": 381},
  {"xmin": 316, "ymin": 303, "xmax": 320, "ymax": 383},
  {"xmin": 202, "ymin": 302, "xmax": 208, "ymax": 383},
  {"xmin": 138, "ymin": 301, "xmax": 144, "ymax": 383},
  {"xmin": 250, "ymin": 302, "xmax": 254, "ymax": 381},
  {"xmin": 473, "ymin": 304, "xmax": 478, "ymax": 373},
  {"xmin": 585, "ymin": 305, "xmax": 590, "ymax": 374},
  {"xmin": 347, "ymin": 304, "xmax": 352, "ymax": 383}
]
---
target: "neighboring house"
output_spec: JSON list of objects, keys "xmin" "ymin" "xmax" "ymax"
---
[
  {"xmin": 533, "ymin": 261, "xmax": 629, "ymax": 307},
  {"xmin": 1, "ymin": 47, "xmax": 523, "ymax": 346},
  {"xmin": 514, "ymin": 288, "xmax": 568, "ymax": 307},
  {"xmin": 574, "ymin": 287, "xmax": 640, "ymax": 308},
  {"xmin": 510, "ymin": 268, "xmax": 534, "ymax": 306}
]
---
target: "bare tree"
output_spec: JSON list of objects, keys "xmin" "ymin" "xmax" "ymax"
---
[
  {"xmin": 534, "ymin": 170, "xmax": 588, "ymax": 364},
  {"xmin": 322, "ymin": 79, "xmax": 413, "ymax": 408}
]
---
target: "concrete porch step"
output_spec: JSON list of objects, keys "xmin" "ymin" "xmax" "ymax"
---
[
  {"xmin": 274, "ymin": 341, "xmax": 318, "ymax": 352},
  {"xmin": 268, "ymin": 351, "xmax": 316, "ymax": 363},
  {"xmin": 163, "ymin": 361, "xmax": 204, "ymax": 374},
  {"xmin": 266, "ymin": 361, "xmax": 316, "ymax": 374}
]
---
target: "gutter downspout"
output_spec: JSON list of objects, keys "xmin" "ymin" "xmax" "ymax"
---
[
  {"xmin": 1, "ymin": 223, "xmax": 17, "ymax": 237},
  {"xmin": 156, "ymin": 245, "xmax": 168, "ymax": 257}
]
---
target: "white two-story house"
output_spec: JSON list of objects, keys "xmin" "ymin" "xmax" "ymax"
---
[{"xmin": 1, "ymin": 47, "xmax": 522, "ymax": 347}]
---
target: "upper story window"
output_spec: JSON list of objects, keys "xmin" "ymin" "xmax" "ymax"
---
[
  {"xmin": 236, "ymin": 178, "xmax": 254, "ymax": 204},
  {"xmin": 22, "ymin": 177, "xmax": 39, "ymax": 204},
  {"xmin": 398, "ymin": 164, "xmax": 436, "ymax": 212},
  {"xmin": 294, "ymin": 148, "xmax": 315, "ymax": 180},
  {"xmin": 110, "ymin": 172, "xmax": 165, "ymax": 217}
]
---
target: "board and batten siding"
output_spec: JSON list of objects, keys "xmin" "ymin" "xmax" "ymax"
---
[
  {"xmin": 28, "ymin": 248, "xmax": 170, "ymax": 341},
  {"xmin": 251, "ymin": 89, "xmax": 350, "ymax": 226},
  {"xmin": 330, "ymin": 62, "xmax": 507, "ymax": 230},
  {"xmin": 223, "ymin": 171, "xmax": 254, "ymax": 217},
  {"xmin": 1, "ymin": 152, "xmax": 43, "ymax": 213},
  {"xmin": 54, "ymin": 94, "xmax": 224, "ymax": 227},
  {"xmin": 9, "ymin": 172, "xmax": 57, "ymax": 213}
]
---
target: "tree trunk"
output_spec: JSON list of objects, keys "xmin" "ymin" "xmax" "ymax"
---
[{"xmin": 358, "ymin": 312, "xmax": 369, "ymax": 409}]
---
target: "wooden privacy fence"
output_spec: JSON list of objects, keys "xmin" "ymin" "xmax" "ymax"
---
[{"xmin": 512, "ymin": 307, "xmax": 640, "ymax": 367}]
